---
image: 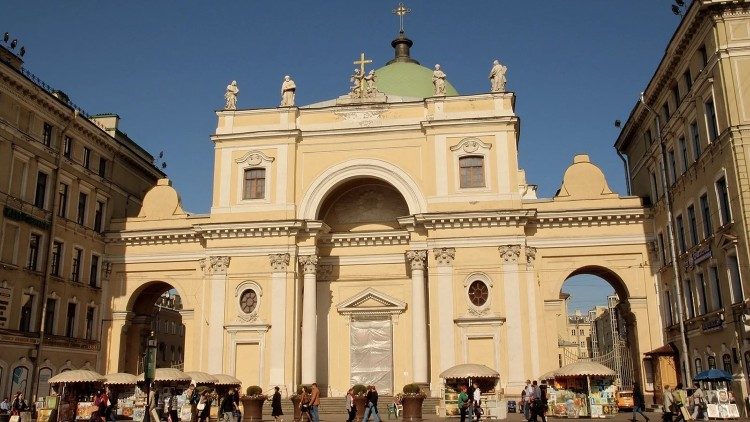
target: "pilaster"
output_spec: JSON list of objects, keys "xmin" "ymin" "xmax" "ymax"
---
[
  {"xmin": 406, "ymin": 249, "xmax": 429, "ymax": 385},
  {"xmin": 499, "ymin": 245, "xmax": 524, "ymax": 388},
  {"xmin": 200, "ymin": 256, "xmax": 230, "ymax": 374},
  {"xmin": 268, "ymin": 253, "xmax": 290, "ymax": 387},
  {"xmin": 299, "ymin": 254, "xmax": 318, "ymax": 384},
  {"xmin": 433, "ymin": 247, "xmax": 456, "ymax": 373}
]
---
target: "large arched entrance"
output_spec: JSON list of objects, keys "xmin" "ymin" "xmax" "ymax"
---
[{"xmin": 121, "ymin": 281, "xmax": 186, "ymax": 375}]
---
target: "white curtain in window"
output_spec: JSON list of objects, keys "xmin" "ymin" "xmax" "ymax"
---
[{"xmin": 350, "ymin": 318, "xmax": 393, "ymax": 394}]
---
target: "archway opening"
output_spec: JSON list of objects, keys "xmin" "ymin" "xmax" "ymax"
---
[
  {"xmin": 122, "ymin": 282, "xmax": 185, "ymax": 374},
  {"xmin": 316, "ymin": 177, "xmax": 409, "ymax": 232},
  {"xmin": 558, "ymin": 266, "xmax": 638, "ymax": 390}
]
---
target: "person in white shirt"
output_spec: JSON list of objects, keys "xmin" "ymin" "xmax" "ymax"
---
[
  {"xmin": 472, "ymin": 383, "xmax": 482, "ymax": 422},
  {"xmin": 0, "ymin": 398, "xmax": 9, "ymax": 414},
  {"xmin": 524, "ymin": 380, "xmax": 535, "ymax": 421}
]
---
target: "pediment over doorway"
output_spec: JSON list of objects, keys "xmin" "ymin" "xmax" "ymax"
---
[{"xmin": 337, "ymin": 288, "xmax": 407, "ymax": 316}]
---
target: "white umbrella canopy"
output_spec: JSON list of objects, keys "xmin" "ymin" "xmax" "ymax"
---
[
  {"xmin": 554, "ymin": 361, "xmax": 616, "ymax": 378},
  {"xmin": 439, "ymin": 364, "xmax": 499, "ymax": 379},
  {"xmin": 138, "ymin": 368, "xmax": 192, "ymax": 383},
  {"xmin": 212, "ymin": 374, "xmax": 242, "ymax": 386},
  {"xmin": 104, "ymin": 373, "xmax": 139, "ymax": 385},
  {"xmin": 539, "ymin": 370, "xmax": 558, "ymax": 381},
  {"xmin": 48, "ymin": 370, "xmax": 105, "ymax": 384},
  {"xmin": 185, "ymin": 371, "xmax": 218, "ymax": 384}
]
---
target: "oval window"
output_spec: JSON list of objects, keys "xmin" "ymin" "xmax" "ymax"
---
[
  {"xmin": 468, "ymin": 280, "xmax": 489, "ymax": 307},
  {"xmin": 240, "ymin": 289, "xmax": 258, "ymax": 314}
]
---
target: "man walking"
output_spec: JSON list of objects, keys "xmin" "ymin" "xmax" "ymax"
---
[
  {"xmin": 472, "ymin": 382, "xmax": 482, "ymax": 422},
  {"xmin": 662, "ymin": 385, "xmax": 674, "ymax": 422},
  {"xmin": 309, "ymin": 383, "xmax": 321, "ymax": 422},
  {"xmin": 631, "ymin": 382, "xmax": 649, "ymax": 422},
  {"xmin": 523, "ymin": 380, "xmax": 534, "ymax": 421},
  {"xmin": 362, "ymin": 385, "xmax": 381, "ymax": 422}
]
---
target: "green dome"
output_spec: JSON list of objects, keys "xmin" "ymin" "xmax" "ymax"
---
[{"xmin": 374, "ymin": 62, "xmax": 459, "ymax": 99}]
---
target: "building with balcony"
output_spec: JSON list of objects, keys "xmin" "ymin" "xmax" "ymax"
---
[
  {"xmin": 0, "ymin": 39, "xmax": 162, "ymax": 399},
  {"xmin": 615, "ymin": 0, "xmax": 750, "ymax": 405}
]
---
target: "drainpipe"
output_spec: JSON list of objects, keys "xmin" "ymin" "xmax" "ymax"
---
[
  {"xmin": 639, "ymin": 94, "xmax": 691, "ymax": 384},
  {"xmin": 617, "ymin": 150, "xmax": 632, "ymax": 196}
]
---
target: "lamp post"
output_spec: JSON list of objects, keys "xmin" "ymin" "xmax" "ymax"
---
[{"xmin": 144, "ymin": 331, "xmax": 157, "ymax": 422}]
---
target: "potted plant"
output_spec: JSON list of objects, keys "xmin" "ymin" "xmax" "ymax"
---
[
  {"xmin": 352, "ymin": 384, "xmax": 369, "ymax": 420},
  {"xmin": 241, "ymin": 386, "xmax": 267, "ymax": 422},
  {"xmin": 400, "ymin": 384, "xmax": 426, "ymax": 421},
  {"xmin": 290, "ymin": 385, "xmax": 309, "ymax": 422}
]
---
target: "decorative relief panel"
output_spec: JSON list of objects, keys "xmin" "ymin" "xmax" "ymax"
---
[
  {"xmin": 449, "ymin": 137, "xmax": 492, "ymax": 154},
  {"xmin": 234, "ymin": 150, "xmax": 275, "ymax": 166}
]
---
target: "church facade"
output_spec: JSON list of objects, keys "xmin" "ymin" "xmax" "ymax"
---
[{"xmin": 102, "ymin": 35, "xmax": 663, "ymax": 397}]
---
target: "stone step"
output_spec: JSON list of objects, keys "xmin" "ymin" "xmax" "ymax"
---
[{"xmin": 268, "ymin": 396, "xmax": 441, "ymax": 416}]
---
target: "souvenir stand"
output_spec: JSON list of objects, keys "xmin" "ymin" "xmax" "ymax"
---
[
  {"xmin": 694, "ymin": 369, "xmax": 740, "ymax": 419},
  {"xmin": 137, "ymin": 368, "xmax": 192, "ymax": 422},
  {"xmin": 47, "ymin": 370, "xmax": 105, "ymax": 422},
  {"xmin": 438, "ymin": 364, "xmax": 503, "ymax": 419},
  {"xmin": 212, "ymin": 374, "xmax": 242, "ymax": 422},
  {"xmin": 547, "ymin": 362, "xmax": 616, "ymax": 418},
  {"xmin": 184, "ymin": 372, "xmax": 218, "ymax": 422},
  {"xmin": 104, "ymin": 373, "xmax": 140, "ymax": 421}
]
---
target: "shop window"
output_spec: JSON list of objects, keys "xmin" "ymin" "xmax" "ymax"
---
[
  {"xmin": 708, "ymin": 355, "xmax": 716, "ymax": 370},
  {"xmin": 695, "ymin": 358, "xmax": 703, "ymax": 373},
  {"xmin": 722, "ymin": 354, "xmax": 732, "ymax": 374}
]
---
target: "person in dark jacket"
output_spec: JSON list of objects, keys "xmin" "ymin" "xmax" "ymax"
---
[
  {"xmin": 197, "ymin": 391, "xmax": 212, "ymax": 422},
  {"xmin": 632, "ymin": 382, "xmax": 650, "ymax": 422},
  {"xmin": 271, "ymin": 386, "xmax": 283, "ymax": 422},
  {"xmin": 362, "ymin": 386, "xmax": 380, "ymax": 422},
  {"xmin": 219, "ymin": 390, "xmax": 237, "ymax": 422}
]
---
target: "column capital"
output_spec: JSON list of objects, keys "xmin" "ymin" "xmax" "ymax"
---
[
  {"xmin": 525, "ymin": 246, "xmax": 537, "ymax": 268},
  {"xmin": 498, "ymin": 245, "xmax": 521, "ymax": 263},
  {"xmin": 406, "ymin": 250, "xmax": 427, "ymax": 270},
  {"xmin": 298, "ymin": 255, "xmax": 318, "ymax": 274},
  {"xmin": 433, "ymin": 247, "xmax": 456, "ymax": 266},
  {"xmin": 200, "ymin": 256, "xmax": 231, "ymax": 275},
  {"xmin": 269, "ymin": 253, "xmax": 291, "ymax": 272}
]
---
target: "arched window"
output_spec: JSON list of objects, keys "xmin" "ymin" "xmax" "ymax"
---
[
  {"xmin": 10, "ymin": 366, "xmax": 29, "ymax": 397},
  {"xmin": 722, "ymin": 354, "xmax": 732, "ymax": 374},
  {"xmin": 37, "ymin": 367, "xmax": 53, "ymax": 397},
  {"xmin": 243, "ymin": 168, "xmax": 265, "ymax": 199},
  {"xmin": 695, "ymin": 358, "xmax": 703, "ymax": 373},
  {"xmin": 458, "ymin": 156, "xmax": 485, "ymax": 188},
  {"xmin": 707, "ymin": 355, "xmax": 716, "ymax": 370}
]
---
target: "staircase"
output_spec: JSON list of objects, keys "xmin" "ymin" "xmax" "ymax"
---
[{"xmin": 271, "ymin": 396, "xmax": 442, "ymax": 417}]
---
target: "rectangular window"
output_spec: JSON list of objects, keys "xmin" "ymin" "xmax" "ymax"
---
[
  {"xmin": 89, "ymin": 255, "xmax": 99, "ymax": 288},
  {"xmin": 44, "ymin": 298, "xmax": 56, "ymax": 335},
  {"xmin": 85, "ymin": 307, "xmax": 95, "ymax": 340},
  {"xmin": 63, "ymin": 136, "xmax": 72, "ymax": 158},
  {"xmin": 672, "ymin": 85, "xmax": 680, "ymax": 109},
  {"xmin": 658, "ymin": 233, "xmax": 667, "ymax": 264},
  {"xmin": 1, "ymin": 224, "xmax": 19, "ymax": 264},
  {"xmin": 42, "ymin": 122, "xmax": 52, "ymax": 147},
  {"xmin": 709, "ymin": 266, "xmax": 722, "ymax": 310},
  {"xmin": 98, "ymin": 157, "xmax": 107, "ymax": 178},
  {"xmin": 678, "ymin": 137, "xmax": 689, "ymax": 173},
  {"xmin": 699, "ymin": 45, "xmax": 708, "ymax": 69},
  {"xmin": 71, "ymin": 248, "xmax": 82, "ymax": 282},
  {"xmin": 668, "ymin": 149, "xmax": 677, "ymax": 185},
  {"xmin": 94, "ymin": 201, "xmax": 104, "ymax": 233},
  {"xmin": 459, "ymin": 156, "xmax": 486, "ymax": 188},
  {"xmin": 27, "ymin": 233, "xmax": 41, "ymax": 271},
  {"xmin": 662, "ymin": 103, "xmax": 670, "ymax": 122},
  {"xmin": 687, "ymin": 205, "xmax": 698, "ymax": 246},
  {"xmin": 19, "ymin": 293, "xmax": 33, "ymax": 332},
  {"xmin": 243, "ymin": 168, "xmax": 266, "ymax": 199},
  {"xmin": 665, "ymin": 290, "xmax": 674, "ymax": 326},
  {"xmin": 83, "ymin": 147, "xmax": 91, "ymax": 169},
  {"xmin": 697, "ymin": 272, "xmax": 708, "ymax": 315},
  {"xmin": 728, "ymin": 254, "xmax": 744, "ymax": 304},
  {"xmin": 65, "ymin": 302, "xmax": 76, "ymax": 337},
  {"xmin": 716, "ymin": 177, "xmax": 731, "ymax": 225},
  {"xmin": 700, "ymin": 194, "xmax": 713, "ymax": 238},
  {"xmin": 650, "ymin": 172, "xmax": 659, "ymax": 202},
  {"xmin": 51, "ymin": 241, "xmax": 62, "ymax": 277},
  {"xmin": 683, "ymin": 70, "xmax": 692, "ymax": 92},
  {"xmin": 34, "ymin": 171, "xmax": 48, "ymax": 209},
  {"xmin": 644, "ymin": 129, "xmax": 653, "ymax": 148},
  {"xmin": 705, "ymin": 99, "xmax": 719, "ymax": 141},
  {"xmin": 57, "ymin": 183, "xmax": 68, "ymax": 218},
  {"xmin": 676, "ymin": 215, "xmax": 686, "ymax": 253},
  {"xmin": 685, "ymin": 279, "xmax": 695, "ymax": 319},
  {"xmin": 690, "ymin": 121, "xmax": 701, "ymax": 160},
  {"xmin": 77, "ymin": 192, "xmax": 87, "ymax": 225}
]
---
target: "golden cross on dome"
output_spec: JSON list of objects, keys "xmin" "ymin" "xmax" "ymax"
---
[
  {"xmin": 354, "ymin": 52, "xmax": 372, "ymax": 75},
  {"xmin": 392, "ymin": 2, "xmax": 411, "ymax": 32}
]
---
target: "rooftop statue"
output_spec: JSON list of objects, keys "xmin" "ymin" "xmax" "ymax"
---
[
  {"xmin": 224, "ymin": 80, "xmax": 239, "ymax": 110},
  {"xmin": 350, "ymin": 69, "xmax": 364, "ymax": 98},
  {"xmin": 280, "ymin": 75, "xmax": 296, "ymax": 107},
  {"xmin": 432, "ymin": 64, "xmax": 446, "ymax": 96},
  {"xmin": 364, "ymin": 70, "xmax": 379, "ymax": 97},
  {"xmin": 489, "ymin": 59, "xmax": 507, "ymax": 92}
]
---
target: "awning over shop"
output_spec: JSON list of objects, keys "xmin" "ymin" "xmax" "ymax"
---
[
  {"xmin": 49, "ymin": 370, "xmax": 105, "ymax": 384},
  {"xmin": 439, "ymin": 364, "xmax": 499, "ymax": 379}
]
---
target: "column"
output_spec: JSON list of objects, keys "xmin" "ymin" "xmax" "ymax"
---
[
  {"xmin": 499, "ymin": 245, "xmax": 524, "ymax": 389},
  {"xmin": 406, "ymin": 250, "xmax": 429, "ymax": 385},
  {"xmin": 524, "ymin": 246, "xmax": 540, "ymax": 378},
  {"xmin": 299, "ymin": 255, "xmax": 318, "ymax": 384},
  {"xmin": 433, "ymin": 248, "xmax": 456, "ymax": 372},
  {"xmin": 201, "ymin": 256, "xmax": 230, "ymax": 374},
  {"xmin": 269, "ymin": 253, "xmax": 290, "ymax": 387}
]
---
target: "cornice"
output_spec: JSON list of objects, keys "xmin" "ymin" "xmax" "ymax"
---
[
  {"xmin": 317, "ymin": 230, "xmax": 410, "ymax": 247},
  {"xmin": 105, "ymin": 228, "xmax": 200, "ymax": 245},
  {"xmin": 532, "ymin": 208, "xmax": 650, "ymax": 228},
  {"xmin": 194, "ymin": 220, "xmax": 305, "ymax": 239},
  {"xmin": 409, "ymin": 210, "xmax": 535, "ymax": 230}
]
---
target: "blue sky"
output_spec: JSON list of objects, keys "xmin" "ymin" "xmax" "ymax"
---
[{"xmin": 3, "ymin": 1, "xmax": 679, "ymax": 312}]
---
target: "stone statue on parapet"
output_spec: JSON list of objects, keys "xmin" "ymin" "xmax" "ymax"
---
[
  {"xmin": 280, "ymin": 75, "xmax": 296, "ymax": 107},
  {"xmin": 489, "ymin": 59, "xmax": 507, "ymax": 92},
  {"xmin": 364, "ymin": 70, "xmax": 379, "ymax": 96},
  {"xmin": 432, "ymin": 64, "xmax": 446, "ymax": 96},
  {"xmin": 224, "ymin": 80, "xmax": 239, "ymax": 110},
  {"xmin": 350, "ymin": 69, "xmax": 364, "ymax": 98}
]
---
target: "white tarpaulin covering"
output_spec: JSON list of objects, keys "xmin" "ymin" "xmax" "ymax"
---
[{"xmin": 350, "ymin": 318, "xmax": 393, "ymax": 394}]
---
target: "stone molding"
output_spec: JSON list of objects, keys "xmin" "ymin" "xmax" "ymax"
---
[
  {"xmin": 269, "ymin": 253, "xmax": 290, "ymax": 272},
  {"xmin": 498, "ymin": 245, "xmax": 521, "ymax": 263},
  {"xmin": 449, "ymin": 137, "xmax": 492, "ymax": 154},
  {"xmin": 234, "ymin": 150, "xmax": 275, "ymax": 166},
  {"xmin": 525, "ymin": 246, "xmax": 537, "ymax": 267},
  {"xmin": 433, "ymin": 247, "xmax": 456, "ymax": 266},
  {"xmin": 200, "ymin": 256, "xmax": 231, "ymax": 275},
  {"xmin": 406, "ymin": 250, "xmax": 428, "ymax": 270},
  {"xmin": 298, "ymin": 255, "xmax": 318, "ymax": 274}
]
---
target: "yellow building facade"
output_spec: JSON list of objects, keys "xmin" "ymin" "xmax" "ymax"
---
[{"xmin": 103, "ymin": 33, "xmax": 664, "ymax": 398}]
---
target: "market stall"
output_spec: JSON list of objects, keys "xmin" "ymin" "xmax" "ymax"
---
[
  {"xmin": 47, "ymin": 370, "xmax": 106, "ymax": 422},
  {"xmin": 104, "ymin": 373, "xmax": 140, "ymax": 421},
  {"xmin": 694, "ymin": 369, "xmax": 740, "ymax": 419},
  {"xmin": 137, "ymin": 368, "xmax": 192, "ymax": 422},
  {"xmin": 438, "ymin": 364, "xmax": 503, "ymax": 419},
  {"xmin": 547, "ymin": 361, "xmax": 616, "ymax": 418},
  {"xmin": 184, "ymin": 372, "xmax": 218, "ymax": 422}
]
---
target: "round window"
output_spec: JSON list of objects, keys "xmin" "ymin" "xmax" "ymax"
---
[
  {"xmin": 468, "ymin": 280, "xmax": 489, "ymax": 307},
  {"xmin": 239, "ymin": 289, "xmax": 258, "ymax": 314}
]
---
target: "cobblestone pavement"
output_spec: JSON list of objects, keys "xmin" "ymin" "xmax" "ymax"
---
[{"xmin": 315, "ymin": 412, "xmax": 750, "ymax": 422}]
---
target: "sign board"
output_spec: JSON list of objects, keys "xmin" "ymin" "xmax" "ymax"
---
[
  {"xmin": 701, "ymin": 316, "xmax": 723, "ymax": 333},
  {"xmin": 0, "ymin": 286, "xmax": 11, "ymax": 328},
  {"xmin": 692, "ymin": 244, "xmax": 712, "ymax": 266}
]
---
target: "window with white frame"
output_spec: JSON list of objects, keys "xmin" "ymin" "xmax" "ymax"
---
[
  {"xmin": 65, "ymin": 302, "xmax": 77, "ymax": 337},
  {"xmin": 51, "ymin": 241, "xmax": 63, "ymax": 277},
  {"xmin": 700, "ymin": 193, "xmax": 712, "ymax": 238},
  {"xmin": 71, "ymin": 248, "xmax": 83, "ymax": 282},
  {"xmin": 684, "ymin": 279, "xmax": 695, "ymax": 319},
  {"xmin": 85, "ymin": 306, "xmax": 95, "ymax": 340},
  {"xmin": 676, "ymin": 215, "xmax": 686, "ymax": 254},
  {"xmin": 57, "ymin": 182, "xmax": 69, "ymax": 218},
  {"xmin": 687, "ymin": 205, "xmax": 698, "ymax": 247},
  {"xmin": 458, "ymin": 156, "xmax": 486, "ymax": 189},
  {"xmin": 44, "ymin": 297, "xmax": 57, "ymax": 335},
  {"xmin": 727, "ymin": 254, "xmax": 743, "ymax": 304},
  {"xmin": 708, "ymin": 266, "xmax": 722, "ymax": 311},
  {"xmin": 697, "ymin": 272, "xmax": 708, "ymax": 315},
  {"xmin": 667, "ymin": 149, "xmax": 677, "ymax": 185},
  {"xmin": 705, "ymin": 99, "xmax": 719, "ymax": 142},
  {"xmin": 243, "ymin": 168, "xmax": 266, "ymax": 200},
  {"xmin": 678, "ymin": 137, "xmax": 689, "ymax": 174},
  {"xmin": 1, "ymin": 223, "xmax": 20, "ymax": 265},
  {"xmin": 27, "ymin": 233, "xmax": 42, "ymax": 271},
  {"xmin": 19, "ymin": 293, "xmax": 34, "ymax": 332},
  {"xmin": 715, "ymin": 176, "xmax": 731, "ymax": 225},
  {"xmin": 34, "ymin": 171, "xmax": 48, "ymax": 209},
  {"xmin": 690, "ymin": 121, "xmax": 701, "ymax": 160}
]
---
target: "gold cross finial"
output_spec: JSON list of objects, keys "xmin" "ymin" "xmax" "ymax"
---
[
  {"xmin": 353, "ymin": 52, "xmax": 373, "ymax": 75},
  {"xmin": 392, "ymin": 2, "xmax": 411, "ymax": 32}
]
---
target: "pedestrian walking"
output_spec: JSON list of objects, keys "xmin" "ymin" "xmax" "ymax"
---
[
  {"xmin": 219, "ymin": 390, "xmax": 237, "ymax": 422},
  {"xmin": 345, "ymin": 388, "xmax": 356, "ymax": 422},
  {"xmin": 362, "ymin": 385, "xmax": 381, "ymax": 422},
  {"xmin": 672, "ymin": 383, "xmax": 687, "ymax": 422},
  {"xmin": 309, "ymin": 383, "xmax": 321, "ymax": 422},
  {"xmin": 457, "ymin": 385, "xmax": 470, "ymax": 422},
  {"xmin": 662, "ymin": 385, "xmax": 674, "ymax": 422},
  {"xmin": 631, "ymin": 382, "xmax": 650, "ymax": 422},
  {"xmin": 472, "ymin": 382, "xmax": 482, "ymax": 422},
  {"xmin": 271, "ymin": 386, "xmax": 283, "ymax": 422},
  {"xmin": 197, "ymin": 391, "xmax": 212, "ymax": 422},
  {"xmin": 523, "ymin": 380, "xmax": 534, "ymax": 421}
]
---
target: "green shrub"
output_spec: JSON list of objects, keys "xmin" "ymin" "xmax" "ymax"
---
[
  {"xmin": 403, "ymin": 384, "xmax": 421, "ymax": 394},
  {"xmin": 246, "ymin": 385, "xmax": 263, "ymax": 396}
]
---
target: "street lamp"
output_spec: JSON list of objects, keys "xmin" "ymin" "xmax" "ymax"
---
[{"xmin": 144, "ymin": 331, "xmax": 157, "ymax": 422}]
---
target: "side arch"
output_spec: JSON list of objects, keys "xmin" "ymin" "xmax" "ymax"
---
[
  {"xmin": 564, "ymin": 265, "xmax": 631, "ymax": 300},
  {"xmin": 298, "ymin": 159, "xmax": 427, "ymax": 220}
]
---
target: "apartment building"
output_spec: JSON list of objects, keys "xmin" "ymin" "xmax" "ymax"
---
[
  {"xmin": 615, "ymin": 0, "xmax": 750, "ymax": 404},
  {"xmin": 0, "ymin": 39, "xmax": 162, "ymax": 399}
]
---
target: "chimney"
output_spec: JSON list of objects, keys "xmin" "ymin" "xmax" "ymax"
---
[{"xmin": 89, "ymin": 114, "xmax": 120, "ymax": 137}]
